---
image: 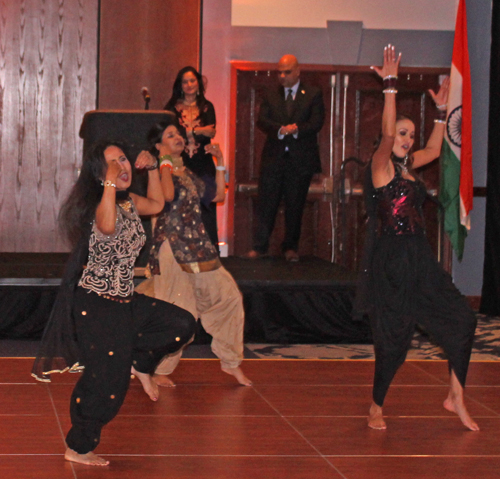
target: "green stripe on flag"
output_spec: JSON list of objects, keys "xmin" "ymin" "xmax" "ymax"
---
[{"xmin": 439, "ymin": 140, "xmax": 467, "ymax": 260}]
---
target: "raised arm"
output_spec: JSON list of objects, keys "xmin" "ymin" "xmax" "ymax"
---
[
  {"xmin": 370, "ymin": 44, "xmax": 401, "ymax": 188},
  {"xmin": 157, "ymin": 154, "xmax": 175, "ymax": 203},
  {"xmin": 412, "ymin": 77, "xmax": 450, "ymax": 168},
  {"xmin": 205, "ymin": 143, "xmax": 226, "ymax": 203},
  {"xmin": 95, "ymin": 160, "xmax": 121, "ymax": 235},
  {"xmin": 129, "ymin": 151, "xmax": 165, "ymax": 215}
]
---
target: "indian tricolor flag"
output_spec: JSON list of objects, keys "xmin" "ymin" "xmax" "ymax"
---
[{"xmin": 439, "ymin": 0, "xmax": 473, "ymax": 260}]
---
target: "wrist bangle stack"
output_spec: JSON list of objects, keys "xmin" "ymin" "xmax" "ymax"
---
[
  {"xmin": 160, "ymin": 158, "xmax": 173, "ymax": 173},
  {"xmin": 383, "ymin": 75, "xmax": 397, "ymax": 94},
  {"xmin": 436, "ymin": 108, "xmax": 447, "ymax": 121}
]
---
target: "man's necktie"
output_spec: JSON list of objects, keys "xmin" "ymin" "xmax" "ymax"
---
[{"xmin": 286, "ymin": 89, "xmax": 294, "ymax": 117}]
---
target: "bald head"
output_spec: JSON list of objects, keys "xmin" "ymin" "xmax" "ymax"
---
[{"xmin": 278, "ymin": 54, "xmax": 300, "ymax": 88}]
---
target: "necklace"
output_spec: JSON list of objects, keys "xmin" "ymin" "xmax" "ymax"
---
[{"xmin": 393, "ymin": 154, "xmax": 409, "ymax": 175}]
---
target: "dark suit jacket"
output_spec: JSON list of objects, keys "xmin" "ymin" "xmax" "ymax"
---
[{"xmin": 257, "ymin": 81, "xmax": 325, "ymax": 175}]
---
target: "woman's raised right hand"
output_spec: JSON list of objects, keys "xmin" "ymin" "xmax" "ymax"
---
[
  {"xmin": 371, "ymin": 44, "xmax": 401, "ymax": 79},
  {"xmin": 105, "ymin": 159, "xmax": 122, "ymax": 182}
]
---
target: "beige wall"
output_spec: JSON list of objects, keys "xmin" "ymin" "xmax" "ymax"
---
[{"xmin": 232, "ymin": 0, "xmax": 458, "ymax": 31}]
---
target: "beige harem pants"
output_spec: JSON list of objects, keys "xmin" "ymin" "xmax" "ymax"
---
[{"xmin": 136, "ymin": 241, "xmax": 244, "ymax": 374}]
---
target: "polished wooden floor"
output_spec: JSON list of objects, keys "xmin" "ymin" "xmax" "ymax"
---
[{"xmin": 1, "ymin": 358, "xmax": 499, "ymax": 478}]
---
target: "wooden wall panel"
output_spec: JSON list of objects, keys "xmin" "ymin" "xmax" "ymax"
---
[
  {"xmin": 98, "ymin": 0, "xmax": 201, "ymax": 110},
  {"xmin": 0, "ymin": 0, "xmax": 98, "ymax": 252}
]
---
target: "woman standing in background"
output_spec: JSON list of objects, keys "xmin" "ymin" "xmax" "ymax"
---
[{"xmin": 164, "ymin": 66, "xmax": 219, "ymax": 250}]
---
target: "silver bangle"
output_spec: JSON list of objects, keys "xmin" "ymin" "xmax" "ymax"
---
[
  {"xmin": 436, "ymin": 104, "xmax": 447, "ymax": 110},
  {"xmin": 216, "ymin": 166, "xmax": 226, "ymax": 171},
  {"xmin": 383, "ymin": 75, "xmax": 398, "ymax": 80},
  {"xmin": 383, "ymin": 88, "xmax": 398, "ymax": 94},
  {"xmin": 434, "ymin": 119, "xmax": 446, "ymax": 124}
]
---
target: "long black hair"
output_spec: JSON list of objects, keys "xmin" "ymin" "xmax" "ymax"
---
[
  {"xmin": 164, "ymin": 66, "xmax": 207, "ymax": 111},
  {"xmin": 59, "ymin": 140, "xmax": 130, "ymax": 247}
]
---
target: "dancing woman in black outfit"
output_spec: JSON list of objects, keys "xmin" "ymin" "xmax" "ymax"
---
[
  {"xmin": 32, "ymin": 141, "xmax": 196, "ymax": 465},
  {"xmin": 361, "ymin": 45, "xmax": 478, "ymax": 431}
]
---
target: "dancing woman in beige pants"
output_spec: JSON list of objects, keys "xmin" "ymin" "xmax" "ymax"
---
[{"xmin": 136, "ymin": 117, "xmax": 251, "ymax": 387}]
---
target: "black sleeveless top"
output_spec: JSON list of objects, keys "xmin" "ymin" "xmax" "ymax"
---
[
  {"xmin": 352, "ymin": 163, "xmax": 427, "ymax": 321},
  {"xmin": 372, "ymin": 166, "xmax": 427, "ymax": 236}
]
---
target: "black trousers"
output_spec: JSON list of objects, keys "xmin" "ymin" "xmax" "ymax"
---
[
  {"xmin": 65, "ymin": 287, "xmax": 196, "ymax": 454},
  {"xmin": 370, "ymin": 235, "xmax": 477, "ymax": 406},
  {"xmin": 254, "ymin": 156, "xmax": 313, "ymax": 254}
]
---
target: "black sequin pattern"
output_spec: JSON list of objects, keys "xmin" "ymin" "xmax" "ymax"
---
[
  {"xmin": 373, "ymin": 169, "xmax": 427, "ymax": 236},
  {"xmin": 79, "ymin": 199, "xmax": 146, "ymax": 296}
]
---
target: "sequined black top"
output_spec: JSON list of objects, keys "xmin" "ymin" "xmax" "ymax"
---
[{"xmin": 373, "ymin": 166, "xmax": 426, "ymax": 236}]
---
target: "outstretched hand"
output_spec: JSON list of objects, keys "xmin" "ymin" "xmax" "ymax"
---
[
  {"xmin": 428, "ymin": 76, "xmax": 450, "ymax": 109},
  {"xmin": 371, "ymin": 44, "xmax": 401, "ymax": 79}
]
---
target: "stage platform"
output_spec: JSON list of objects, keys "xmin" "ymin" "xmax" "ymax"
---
[{"xmin": 0, "ymin": 253, "xmax": 371, "ymax": 344}]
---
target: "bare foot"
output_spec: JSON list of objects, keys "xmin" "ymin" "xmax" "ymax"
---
[
  {"xmin": 443, "ymin": 395, "xmax": 480, "ymax": 431},
  {"xmin": 368, "ymin": 402, "xmax": 387, "ymax": 430},
  {"xmin": 131, "ymin": 366, "xmax": 159, "ymax": 401},
  {"xmin": 64, "ymin": 448, "xmax": 109, "ymax": 466},
  {"xmin": 153, "ymin": 374, "xmax": 176, "ymax": 388},
  {"xmin": 444, "ymin": 370, "xmax": 480, "ymax": 431},
  {"xmin": 221, "ymin": 366, "xmax": 252, "ymax": 386}
]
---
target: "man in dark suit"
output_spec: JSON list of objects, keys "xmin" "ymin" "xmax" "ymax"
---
[{"xmin": 243, "ymin": 54, "xmax": 325, "ymax": 262}]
